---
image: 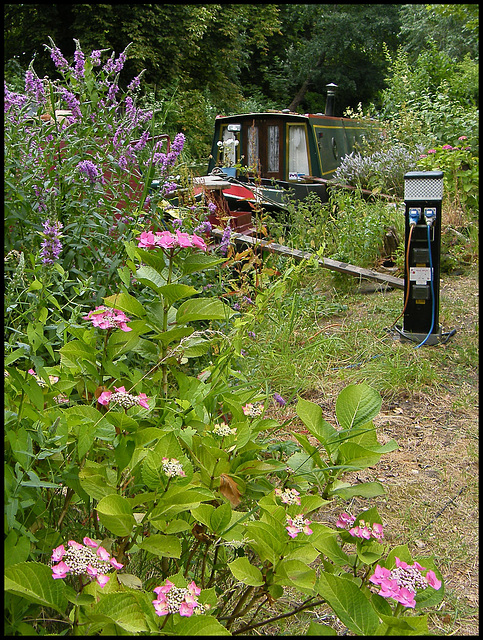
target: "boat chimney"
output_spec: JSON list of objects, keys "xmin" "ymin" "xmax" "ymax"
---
[{"xmin": 325, "ymin": 83, "xmax": 337, "ymax": 116}]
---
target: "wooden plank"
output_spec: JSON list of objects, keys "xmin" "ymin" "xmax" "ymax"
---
[{"xmin": 211, "ymin": 229, "xmax": 404, "ymax": 290}]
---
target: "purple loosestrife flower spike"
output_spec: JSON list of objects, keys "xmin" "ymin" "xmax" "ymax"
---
[
  {"xmin": 77, "ymin": 160, "xmax": 101, "ymax": 184},
  {"xmin": 219, "ymin": 224, "xmax": 231, "ymax": 255},
  {"xmin": 40, "ymin": 219, "xmax": 63, "ymax": 265}
]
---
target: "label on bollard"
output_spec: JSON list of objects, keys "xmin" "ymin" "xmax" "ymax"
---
[{"xmin": 409, "ymin": 267, "xmax": 432, "ymax": 284}]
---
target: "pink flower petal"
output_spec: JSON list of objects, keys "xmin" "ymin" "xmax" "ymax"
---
[
  {"xmin": 51, "ymin": 544, "xmax": 65, "ymax": 562},
  {"xmin": 96, "ymin": 574, "xmax": 110, "ymax": 588},
  {"xmin": 425, "ymin": 570, "xmax": 442, "ymax": 590},
  {"xmin": 97, "ymin": 391, "xmax": 112, "ymax": 405},
  {"xmin": 83, "ymin": 537, "xmax": 98, "ymax": 548},
  {"xmin": 96, "ymin": 546, "xmax": 111, "ymax": 562},
  {"xmin": 110, "ymin": 558, "xmax": 124, "ymax": 570}
]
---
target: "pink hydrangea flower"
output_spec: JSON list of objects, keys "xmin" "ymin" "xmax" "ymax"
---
[
  {"xmin": 286, "ymin": 515, "xmax": 313, "ymax": 538},
  {"xmin": 97, "ymin": 386, "xmax": 150, "ymax": 410},
  {"xmin": 370, "ymin": 557, "xmax": 441, "ymax": 609},
  {"xmin": 83, "ymin": 306, "xmax": 132, "ymax": 332},
  {"xmin": 425, "ymin": 569, "xmax": 442, "ymax": 590}
]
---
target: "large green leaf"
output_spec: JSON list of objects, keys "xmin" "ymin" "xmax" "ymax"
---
[
  {"xmin": 176, "ymin": 298, "xmax": 233, "ymax": 323},
  {"xmin": 228, "ymin": 557, "xmax": 264, "ymax": 586},
  {"xmin": 139, "ymin": 534, "xmax": 181, "ymax": 559},
  {"xmin": 96, "ymin": 494, "xmax": 137, "ymax": 536},
  {"xmin": 335, "ymin": 383, "xmax": 382, "ymax": 431},
  {"xmin": 59, "ymin": 340, "xmax": 96, "ymax": 365},
  {"xmin": 336, "ymin": 442, "xmax": 382, "ymax": 468},
  {"xmin": 157, "ymin": 283, "xmax": 199, "ymax": 306},
  {"xmin": 88, "ymin": 592, "xmax": 152, "ymax": 634},
  {"xmin": 275, "ymin": 559, "xmax": 317, "ymax": 593},
  {"xmin": 179, "ymin": 253, "xmax": 227, "ymax": 275},
  {"xmin": 103, "ymin": 292, "xmax": 146, "ymax": 318},
  {"xmin": 306, "ymin": 621, "xmax": 338, "ymax": 635},
  {"xmin": 170, "ymin": 614, "xmax": 231, "ymax": 635},
  {"xmin": 317, "ymin": 572, "xmax": 381, "ymax": 636},
  {"xmin": 378, "ymin": 613, "xmax": 430, "ymax": 635},
  {"xmin": 5, "ymin": 562, "xmax": 68, "ymax": 614},
  {"xmin": 296, "ymin": 397, "xmax": 338, "ymax": 453}
]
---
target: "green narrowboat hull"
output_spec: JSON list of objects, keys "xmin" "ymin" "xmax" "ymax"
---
[{"xmin": 204, "ymin": 110, "xmax": 371, "ymax": 209}]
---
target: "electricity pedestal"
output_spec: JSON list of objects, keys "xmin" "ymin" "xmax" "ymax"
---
[{"xmin": 400, "ymin": 171, "xmax": 444, "ymax": 346}]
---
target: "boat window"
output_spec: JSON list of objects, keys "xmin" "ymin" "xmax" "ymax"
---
[
  {"xmin": 267, "ymin": 125, "xmax": 279, "ymax": 173},
  {"xmin": 288, "ymin": 125, "xmax": 309, "ymax": 176},
  {"xmin": 247, "ymin": 124, "xmax": 259, "ymax": 171},
  {"xmin": 218, "ymin": 127, "xmax": 239, "ymax": 167}
]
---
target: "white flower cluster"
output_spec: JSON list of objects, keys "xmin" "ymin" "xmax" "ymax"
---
[
  {"xmin": 109, "ymin": 391, "xmax": 140, "ymax": 409},
  {"xmin": 162, "ymin": 457, "xmax": 186, "ymax": 478},
  {"xmin": 242, "ymin": 403, "xmax": 263, "ymax": 417},
  {"xmin": 213, "ymin": 422, "xmax": 237, "ymax": 437}
]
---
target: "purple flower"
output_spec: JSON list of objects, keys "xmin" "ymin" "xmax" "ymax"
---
[
  {"xmin": 90, "ymin": 50, "xmax": 103, "ymax": 67},
  {"xmin": 219, "ymin": 224, "xmax": 231, "ymax": 255},
  {"xmin": 274, "ymin": 393, "xmax": 286, "ymax": 407},
  {"xmin": 40, "ymin": 219, "xmax": 63, "ymax": 265},
  {"xmin": 194, "ymin": 220, "xmax": 212, "ymax": 235},
  {"xmin": 25, "ymin": 69, "xmax": 45, "ymax": 103},
  {"xmin": 128, "ymin": 73, "xmax": 144, "ymax": 92},
  {"xmin": 77, "ymin": 160, "xmax": 102, "ymax": 184},
  {"xmin": 58, "ymin": 87, "xmax": 81, "ymax": 119},
  {"xmin": 4, "ymin": 83, "xmax": 28, "ymax": 114},
  {"xmin": 73, "ymin": 48, "xmax": 85, "ymax": 80},
  {"xmin": 49, "ymin": 44, "xmax": 70, "ymax": 71}
]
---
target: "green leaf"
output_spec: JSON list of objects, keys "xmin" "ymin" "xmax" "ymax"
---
[
  {"xmin": 296, "ymin": 397, "xmax": 338, "ymax": 453},
  {"xmin": 330, "ymin": 481, "xmax": 386, "ymax": 500},
  {"xmin": 210, "ymin": 502, "xmax": 232, "ymax": 534},
  {"xmin": 228, "ymin": 557, "xmax": 264, "ymax": 586},
  {"xmin": 103, "ymin": 292, "xmax": 146, "ymax": 318},
  {"xmin": 317, "ymin": 572, "xmax": 380, "ymax": 636},
  {"xmin": 96, "ymin": 494, "xmax": 136, "ymax": 536},
  {"xmin": 4, "ymin": 531, "xmax": 31, "ymax": 568},
  {"xmin": 139, "ymin": 534, "xmax": 182, "ymax": 559},
  {"xmin": 170, "ymin": 614, "xmax": 231, "ymax": 635},
  {"xmin": 378, "ymin": 613, "xmax": 429, "ymax": 635},
  {"xmin": 59, "ymin": 340, "xmax": 96, "ymax": 365},
  {"xmin": 134, "ymin": 264, "xmax": 168, "ymax": 293},
  {"xmin": 245, "ymin": 521, "xmax": 284, "ymax": 564},
  {"xmin": 275, "ymin": 559, "xmax": 317, "ymax": 593},
  {"xmin": 336, "ymin": 442, "xmax": 382, "ymax": 468},
  {"xmin": 179, "ymin": 253, "xmax": 227, "ymax": 275},
  {"xmin": 79, "ymin": 466, "xmax": 117, "ymax": 501},
  {"xmin": 176, "ymin": 298, "xmax": 233, "ymax": 323},
  {"xmin": 157, "ymin": 283, "xmax": 199, "ymax": 306},
  {"xmin": 4, "ymin": 562, "xmax": 67, "ymax": 614},
  {"xmin": 335, "ymin": 383, "xmax": 382, "ymax": 431},
  {"xmin": 306, "ymin": 621, "xmax": 338, "ymax": 635},
  {"xmin": 88, "ymin": 592, "xmax": 151, "ymax": 634}
]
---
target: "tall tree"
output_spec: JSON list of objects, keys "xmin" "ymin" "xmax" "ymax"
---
[{"xmin": 249, "ymin": 4, "xmax": 401, "ymax": 113}]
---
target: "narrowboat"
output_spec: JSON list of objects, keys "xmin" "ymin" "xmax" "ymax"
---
[{"xmin": 194, "ymin": 84, "xmax": 372, "ymax": 214}]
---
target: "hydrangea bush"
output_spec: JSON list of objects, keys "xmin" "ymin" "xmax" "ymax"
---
[{"xmin": 5, "ymin": 41, "xmax": 445, "ymax": 636}]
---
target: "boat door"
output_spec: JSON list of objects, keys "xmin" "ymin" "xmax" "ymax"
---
[{"xmin": 243, "ymin": 117, "xmax": 284, "ymax": 181}]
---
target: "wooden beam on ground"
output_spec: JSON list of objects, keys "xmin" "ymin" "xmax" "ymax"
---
[{"xmin": 211, "ymin": 229, "xmax": 405, "ymax": 290}]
